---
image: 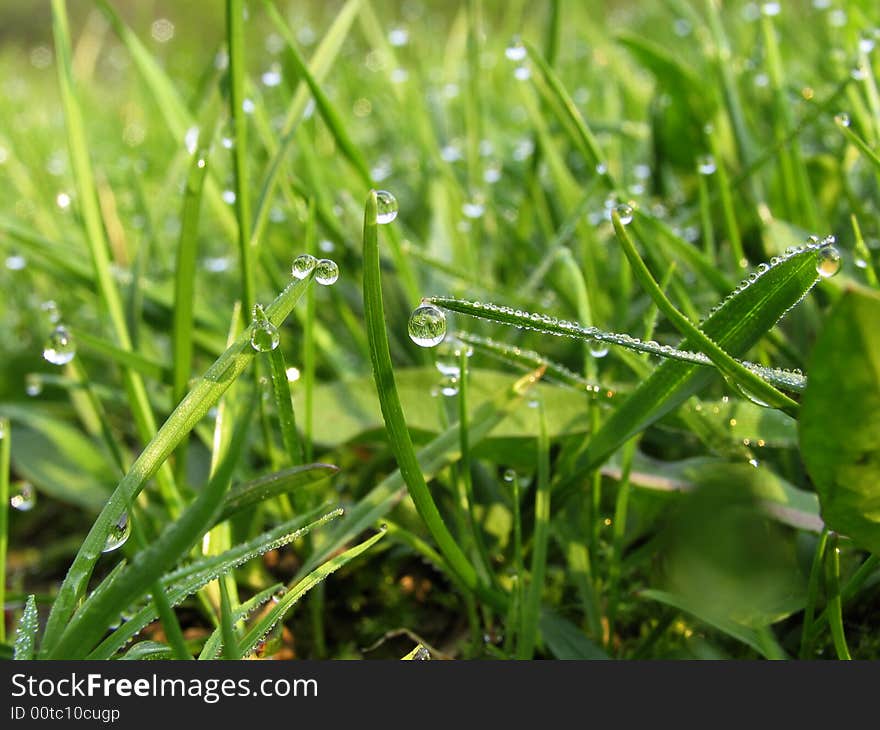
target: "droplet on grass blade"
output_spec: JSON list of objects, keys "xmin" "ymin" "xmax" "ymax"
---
[
  {"xmin": 408, "ymin": 304, "xmax": 447, "ymax": 347},
  {"xmin": 615, "ymin": 203, "xmax": 633, "ymax": 225},
  {"xmin": 10, "ymin": 481, "xmax": 36, "ymax": 511},
  {"xmin": 291, "ymin": 253, "xmax": 317, "ymax": 280},
  {"xmin": 43, "ymin": 325, "xmax": 76, "ymax": 365},
  {"xmin": 250, "ymin": 304, "xmax": 280, "ymax": 352},
  {"xmin": 816, "ymin": 246, "xmax": 841, "ymax": 278},
  {"xmin": 314, "ymin": 259, "xmax": 339, "ymax": 286},
  {"xmin": 103, "ymin": 512, "xmax": 131, "ymax": 553},
  {"xmin": 505, "ymin": 38, "xmax": 527, "ymax": 62},
  {"xmin": 375, "ymin": 190, "xmax": 399, "ymax": 224}
]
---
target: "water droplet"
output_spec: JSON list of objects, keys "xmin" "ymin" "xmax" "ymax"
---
[
  {"xmin": 413, "ymin": 645, "xmax": 431, "ymax": 660},
  {"xmin": 462, "ymin": 200, "xmax": 485, "ymax": 219},
  {"xmin": 816, "ymin": 246, "xmax": 841, "ymax": 278},
  {"xmin": 505, "ymin": 38, "xmax": 527, "ymax": 62},
  {"xmin": 272, "ymin": 587, "xmax": 287, "ymax": 604},
  {"xmin": 697, "ymin": 154, "xmax": 716, "ymax": 175},
  {"xmin": 5, "ymin": 254, "xmax": 26, "ymax": 271},
  {"xmin": 748, "ymin": 458, "xmax": 759, "ymax": 468},
  {"xmin": 834, "ymin": 112, "xmax": 850, "ymax": 127},
  {"xmin": 250, "ymin": 304, "xmax": 280, "ymax": 352},
  {"xmin": 503, "ymin": 468, "xmax": 516, "ymax": 483},
  {"xmin": 408, "ymin": 304, "xmax": 447, "ymax": 347},
  {"xmin": 615, "ymin": 203, "xmax": 633, "ymax": 225},
  {"xmin": 589, "ymin": 342, "xmax": 609, "ymax": 358},
  {"xmin": 375, "ymin": 190, "xmax": 398, "ymax": 224},
  {"xmin": 439, "ymin": 376, "xmax": 459, "ymax": 397},
  {"xmin": 103, "ymin": 512, "xmax": 131, "ymax": 553},
  {"xmin": 291, "ymin": 253, "xmax": 317, "ymax": 279},
  {"xmin": 10, "ymin": 481, "xmax": 36, "ymax": 511},
  {"xmin": 40, "ymin": 300, "xmax": 61, "ymax": 323},
  {"xmin": 314, "ymin": 259, "xmax": 339, "ymax": 286},
  {"xmin": 25, "ymin": 373, "xmax": 42, "ymax": 397},
  {"xmin": 43, "ymin": 325, "xmax": 76, "ymax": 365},
  {"xmin": 514, "ymin": 65, "xmax": 531, "ymax": 81}
]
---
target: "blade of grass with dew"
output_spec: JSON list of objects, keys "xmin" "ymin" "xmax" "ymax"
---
[
  {"xmin": 218, "ymin": 577, "xmax": 240, "ymax": 660},
  {"xmin": 611, "ymin": 210, "xmax": 798, "ymax": 414},
  {"xmin": 825, "ymin": 533, "xmax": 851, "ymax": 660},
  {"xmin": 431, "ymin": 299, "xmax": 807, "ymax": 394},
  {"xmin": 215, "ymin": 464, "xmax": 337, "ymax": 524},
  {"xmin": 47, "ymin": 395, "xmax": 254, "ymax": 659},
  {"xmin": 0, "ymin": 417, "xmax": 8, "ymax": 644},
  {"xmin": 88, "ymin": 506, "xmax": 341, "ymax": 659},
  {"xmin": 237, "ymin": 528, "xmax": 386, "ymax": 657},
  {"xmin": 362, "ymin": 189, "xmax": 483, "ymax": 597},
  {"xmin": 198, "ymin": 583, "xmax": 282, "ymax": 659},
  {"xmin": 39, "ymin": 272, "xmax": 314, "ymax": 655},
  {"xmin": 13, "ymin": 595, "xmax": 38, "ymax": 661},
  {"xmin": 52, "ymin": 0, "xmax": 183, "ymax": 515},
  {"xmin": 517, "ymin": 402, "xmax": 550, "ymax": 659}
]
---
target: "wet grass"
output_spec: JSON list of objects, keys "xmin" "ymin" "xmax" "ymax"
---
[{"xmin": 1, "ymin": 0, "xmax": 880, "ymax": 660}]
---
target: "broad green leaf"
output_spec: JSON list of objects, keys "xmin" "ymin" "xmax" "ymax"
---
[
  {"xmin": 800, "ymin": 287, "xmax": 880, "ymax": 554},
  {"xmin": 0, "ymin": 406, "xmax": 115, "ymax": 511}
]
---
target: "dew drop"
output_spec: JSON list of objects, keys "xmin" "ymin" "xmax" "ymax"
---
[
  {"xmin": 408, "ymin": 304, "xmax": 447, "ymax": 347},
  {"xmin": 589, "ymin": 342, "xmax": 609, "ymax": 358},
  {"xmin": 834, "ymin": 112, "xmax": 850, "ymax": 127},
  {"xmin": 439, "ymin": 376, "xmax": 459, "ymax": 397},
  {"xmin": 103, "ymin": 512, "xmax": 131, "ymax": 553},
  {"xmin": 505, "ymin": 38, "xmax": 527, "ymax": 62},
  {"xmin": 375, "ymin": 190, "xmax": 399, "ymax": 224},
  {"xmin": 25, "ymin": 373, "xmax": 42, "ymax": 397},
  {"xmin": 250, "ymin": 304, "xmax": 280, "ymax": 352},
  {"xmin": 816, "ymin": 246, "xmax": 841, "ymax": 278},
  {"xmin": 503, "ymin": 468, "xmax": 516, "ymax": 483},
  {"xmin": 314, "ymin": 258, "xmax": 339, "ymax": 285},
  {"xmin": 413, "ymin": 645, "xmax": 431, "ymax": 660},
  {"xmin": 43, "ymin": 325, "xmax": 76, "ymax": 365},
  {"xmin": 10, "ymin": 481, "xmax": 36, "ymax": 511},
  {"xmin": 615, "ymin": 203, "xmax": 633, "ymax": 225},
  {"xmin": 291, "ymin": 253, "xmax": 317, "ymax": 279},
  {"xmin": 697, "ymin": 154, "xmax": 716, "ymax": 175}
]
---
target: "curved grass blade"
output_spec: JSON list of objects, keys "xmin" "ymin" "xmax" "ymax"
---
[
  {"xmin": 218, "ymin": 577, "xmax": 240, "ymax": 660},
  {"xmin": 13, "ymin": 595, "xmax": 38, "ymax": 660},
  {"xmin": 431, "ymin": 300, "xmax": 807, "ymax": 394},
  {"xmin": 611, "ymin": 210, "xmax": 798, "ymax": 414},
  {"xmin": 215, "ymin": 464, "xmax": 338, "ymax": 524},
  {"xmin": 40, "ymin": 273, "xmax": 314, "ymax": 655},
  {"xmin": 238, "ymin": 528, "xmax": 386, "ymax": 658},
  {"xmin": 47, "ymin": 396, "xmax": 254, "ymax": 658},
  {"xmin": 362, "ymin": 190, "xmax": 480, "ymax": 596},
  {"xmin": 267, "ymin": 347, "xmax": 304, "ymax": 466},
  {"xmin": 88, "ymin": 506, "xmax": 341, "ymax": 659}
]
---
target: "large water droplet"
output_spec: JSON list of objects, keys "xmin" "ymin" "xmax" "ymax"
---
[
  {"xmin": 103, "ymin": 512, "xmax": 131, "ymax": 553},
  {"xmin": 589, "ymin": 342, "xmax": 609, "ymax": 358},
  {"xmin": 43, "ymin": 325, "xmax": 76, "ymax": 365},
  {"xmin": 291, "ymin": 253, "xmax": 317, "ymax": 279},
  {"xmin": 10, "ymin": 481, "xmax": 36, "ymax": 511},
  {"xmin": 697, "ymin": 154, "xmax": 716, "ymax": 175},
  {"xmin": 413, "ymin": 645, "xmax": 431, "ymax": 660},
  {"xmin": 375, "ymin": 190, "xmax": 399, "ymax": 224},
  {"xmin": 502, "ymin": 468, "xmax": 516, "ymax": 483},
  {"xmin": 834, "ymin": 112, "xmax": 850, "ymax": 127},
  {"xmin": 408, "ymin": 304, "xmax": 447, "ymax": 347},
  {"xmin": 250, "ymin": 304, "xmax": 280, "ymax": 352},
  {"xmin": 314, "ymin": 258, "xmax": 339, "ymax": 285},
  {"xmin": 816, "ymin": 246, "xmax": 841, "ymax": 278},
  {"xmin": 615, "ymin": 203, "xmax": 633, "ymax": 225}
]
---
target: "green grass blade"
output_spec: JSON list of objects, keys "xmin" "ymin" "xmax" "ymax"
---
[
  {"xmin": 198, "ymin": 584, "xmax": 281, "ymax": 659},
  {"xmin": 611, "ymin": 211, "xmax": 798, "ymax": 414},
  {"xmin": 40, "ymin": 273, "xmax": 313, "ymax": 655},
  {"xmin": 13, "ymin": 595, "xmax": 38, "ymax": 660},
  {"xmin": 216, "ymin": 464, "xmax": 337, "ymax": 524},
  {"xmin": 172, "ymin": 144, "xmax": 210, "ymax": 406},
  {"xmin": 362, "ymin": 190, "xmax": 480, "ymax": 595},
  {"xmin": 0, "ymin": 418, "xmax": 8, "ymax": 644},
  {"xmin": 825, "ymin": 534, "xmax": 851, "ymax": 660},
  {"xmin": 267, "ymin": 346, "xmax": 304, "ymax": 465},
  {"xmin": 237, "ymin": 528, "xmax": 386, "ymax": 658},
  {"xmin": 218, "ymin": 577, "xmax": 240, "ymax": 660},
  {"xmin": 227, "ymin": 0, "xmax": 254, "ymax": 321},
  {"xmin": 517, "ymin": 402, "xmax": 550, "ymax": 659}
]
